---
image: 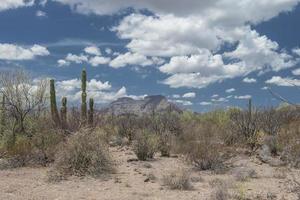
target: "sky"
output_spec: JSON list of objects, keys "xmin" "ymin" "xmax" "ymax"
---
[{"xmin": 0, "ymin": 0, "xmax": 300, "ymax": 112}]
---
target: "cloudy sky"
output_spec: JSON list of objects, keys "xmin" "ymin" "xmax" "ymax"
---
[{"xmin": 0, "ymin": 0, "xmax": 300, "ymax": 111}]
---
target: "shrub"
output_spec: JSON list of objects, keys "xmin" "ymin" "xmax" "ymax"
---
[
  {"xmin": 162, "ymin": 168, "xmax": 192, "ymax": 190},
  {"xmin": 48, "ymin": 128, "xmax": 114, "ymax": 181},
  {"xmin": 158, "ymin": 131, "xmax": 172, "ymax": 157},
  {"xmin": 210, "ymin": 179, "xmax": 230, "ymax": 200},
  {"xmin": 232, "ymin": 167, "xmax": 257, "ymax": 182},
  {"xmin": 133, "ymin": 130, "xmax": 158, "ymax": 161},
  {"xmin": 176, "ymin": 120, "xmax": 224, "ymax": 170}
]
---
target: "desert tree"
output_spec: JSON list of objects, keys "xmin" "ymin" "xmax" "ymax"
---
[{"xmin": 0, "ymin": 70, "xmax": 47, "ymax": 143}]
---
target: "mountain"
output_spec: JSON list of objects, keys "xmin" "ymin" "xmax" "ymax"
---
[{"xmin": 102, "ymin": 95, "xmax": 182, "ymax": 116}]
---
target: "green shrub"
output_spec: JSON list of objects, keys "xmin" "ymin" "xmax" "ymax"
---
[{"xmin": 133, "ymin": 130, "xmax": 158, "ymax": 161}]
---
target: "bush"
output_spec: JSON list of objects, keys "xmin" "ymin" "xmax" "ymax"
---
[
  {"xmin": 133, "ymin": 130, "xmax": 158, "ymax": 161},
  {"xmin": 163, "ymin": 168, "xmax": 192, "ymax": 190},
  {"xmin": 210, "ymin": 179, "xmax": 230, "ymax": 200},
  {"xmin": 176, "ymin": 120, "xmax": 224, "ymax": 170},
  {"xmin": 48, "ymin": 128, "xmax": 114, "ymax": 181}
]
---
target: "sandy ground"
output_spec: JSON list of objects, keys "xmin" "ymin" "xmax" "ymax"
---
[{"xmin": 0, "ymin": 147, "xmax": 300, "ymax": 200}]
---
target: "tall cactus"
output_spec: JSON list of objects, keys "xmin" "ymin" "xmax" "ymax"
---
[
  {"xmin": 0, "ymin": 95, "xmax": 6, "ymax": 136},
  {"xmin": 81, "ymin": 69, "xmax": 87, "ymax": 124},
  {"xmin": 50, "ymin": 79, "xmax": 60, "ymax": 125},
  {"xmin": 60, "ymin": 97, "xmax": 67, "ymax": 129},
  {"xmin": 88, "ymin": 98, "xmax": 94, "ymax": 126}
]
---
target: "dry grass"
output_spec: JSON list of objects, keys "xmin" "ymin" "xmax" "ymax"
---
[
  {"xmin": 47, "ymin": 128, "xmax": 114, "ymax": 182},
  {"xmin": 162, "ymin": 168, "xmax": 192, "ymax": 190},
  {"xmin": 133, "ymin": 130, "xmax": 158, "ymax": 161}
]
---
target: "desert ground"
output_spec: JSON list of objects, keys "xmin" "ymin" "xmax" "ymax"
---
[{"xmin": 1, "ymin": 146, "xmax": 299, "ymax": 200}]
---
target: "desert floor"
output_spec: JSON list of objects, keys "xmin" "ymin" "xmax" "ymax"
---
[{"xmin": 0, "ymin": 146, "xmax": 300, "ymax": 200}]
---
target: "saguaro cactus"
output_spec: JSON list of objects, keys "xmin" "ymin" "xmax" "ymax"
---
[
  {"xmin": 81, "ymin": 69, "xmax": 87, "ymax": 124},
  {"xmin": 88, "ymin": 98, "xmax": 94, "ymax": 125},
  {"xmin": 60, "ymin": 97, "xmax": 67, "ymax": 129},
  {"xmin": 50, "ymin": 79, "xmax": 60, "ymax": 125},
  {"xmin": 0, "ymin": 95, "xmax": 6, "ymax": 135}
]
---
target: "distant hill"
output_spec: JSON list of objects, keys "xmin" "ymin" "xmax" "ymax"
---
[{"xmin": 102, "ymin": 95, "xmax": 182, "ymax": 116}]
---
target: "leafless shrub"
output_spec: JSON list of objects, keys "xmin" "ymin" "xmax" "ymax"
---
[
  {"xmin": 0, "ymin": 70, "xmax": 47, "ymax": 143},
  {"xmin": 116, "ymin": 113, "xmax": 138, "ymax": 142},
  {"xmin": 162, "ymin": 168, "xmax": 192, "ymax": 190},
  {"xmin": 229, "ymin": 100, "xmax": 260, "ymax": 150},
  {"xmin": 259, "ymin": 107, "xmax": 283, "ymax": 136},
  {"xmin": 48, "ymin": 128, "xmax": 114, "ymax": 181}
]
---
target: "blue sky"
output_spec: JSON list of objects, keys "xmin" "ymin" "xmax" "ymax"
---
[{"xmin": 0, "ymin": 0, "xmax": 300, "ymax": 112}]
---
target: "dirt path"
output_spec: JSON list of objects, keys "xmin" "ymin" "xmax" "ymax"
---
[{"xmin": 0, "ymin": 147, "xmax": 299, "ymax": 200}]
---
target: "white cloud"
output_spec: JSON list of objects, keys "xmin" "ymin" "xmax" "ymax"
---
[
  {"xmin": 226, "ymin": 88, "xmax": 235, "ymax": 93},
  {"xmin": 234, "ymin": 95, "xmax": 252, "ymax": 99},
  {"xmin": 212, "ymin": 94, "xmax": 219, "ymax": 98},
  {"xmin": 65, "ymin": 53, "xmax": 88, "ymax": 64},
  {"xmin": 36, "ymin": 10, "xmax": 47, "ymax": 17},
  {"xmin": 212, "ymin": 97, "xmax": 228, "ymax": 102},
  {"xmin": 243, "ymin": 77, "xmax": 257, "ymax": 83},
  {"xmin": 84, "ymin": 46, "xmax": 101, "ymax": 56},
  {"xmin": 265, "ymin": 76, "xmax": 300, "ymax": 87},
  {"xmin": 0, "ymin": 0, "xmax": 34, "ymax": 11},
  {"xmin": 53, "ymin": 0, "xmax": 300, "ymax": 26},
  {"xmin": 292, "ymin": 48, "xmax": 300, "ymax": 56},
  {"xmin": 105, "ymin": 48, "xmax": 112, "ymax": 55},
  {"xmin": 56, "ymin": 78, "xmax": 126, "ymax": 104},
  {"xmin": 292, "ymin": 68, "xmax": 300, "ymax": 75},
  {"xmin": 182, "ymin": 92, "xmax": 196, "ymax": 98},
  {"xmin": 173, "ymin": 99, "xmax": 193, "ymax": 106},
  {"xmin": 109, "ymin": 52, "xmax": 153, "ymax": 68},
  {"xmin": 0, "ymin": 43, "xmax": 49, "ymax": 60},
  {"xmin": 161, "ymin": 73, "xmax": 222, "ymax": 89},
  {"xmin": 261, "ymin": 86, "xmax": 269, "ymax": 90},
  {"xmin": 58, "ymin": 59, "xmax": 70, "ymax": 67},
  {"xmin": 89, "ymin": 56, "xmax": 111, "ymax": 66},
  {"xmin": 172, "ymin": 94, "xmax": 180, "ymax": 99},
  {"xmin": 52, "ymin": 0, "xmax": 300, "ymax": 89},
  {"xmin": 199, "ymin": 101, "xmax": 212, "ymax": 106}
]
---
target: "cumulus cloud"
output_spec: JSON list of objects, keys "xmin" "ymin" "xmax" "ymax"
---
[
  {"xmin": 0, "ymin": 43, "xmax": 49, "ymax": 60},
  {"xmin": 265, "ymin": 76, "xmax": 300, "ymax": 87},
  {"xmin": 292, "ymin": 68, "xmax": 300, "ymax": 75},
  {"xmin": 243, "ymin": 77, "xmax": 257, "ymax": 83},
  {"xmin": 109, "ymin": 52, "xmax": 153, "ymax": 68},
  {"xmin": 182, "ymin": 92, "xmax": 196, "ymax": 98},
  {"xmin": 292, "ymin": 48, "xmax": 300, "ymax": 56},
  {"xmin": 84, "ymin": 46, "xmax": 101, "ymax": 56},
  {"xmin": 51, "ymin": 0, "xmax": 300, "ymax": 89},
  {"xmin": 226, "ymin": 88, "xmax": 236, "ymax": 93},
  {"xmin": 58, "ymin": 59, "xmax": 70, "ymax": 67},
  {"xmin": 89, "ymin": 56, "xmax": 111, "ymax": 66},
  {"xmin": 0, "ymin": 0, "xmax": 34, "ymax": 11},
  {"xmin": 56, "ymin": 78, "xmax": 126, "ymax": 104}
]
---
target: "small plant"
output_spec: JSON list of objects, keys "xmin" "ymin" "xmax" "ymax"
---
[
  {"xmin": 48, "ymin": 128, "xmax": 114, "ymax": 181},
  {"xmin": 210, "ymin": 179, "xmax": 230, "ymax": 200},
  {"xmin": 232, "ymin": 167, "xmax": 257, "ymax": 182},
  {"xmin": 133, "ymin": 130, "xmax": 158, "ymax": 161},
  {"xmin": 159, "ymin": 131, "xmax": 172, "ymax": 157},
  {"xmin": 162, "ymin": 168, "xmax": 192, "ymax": 190}
]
